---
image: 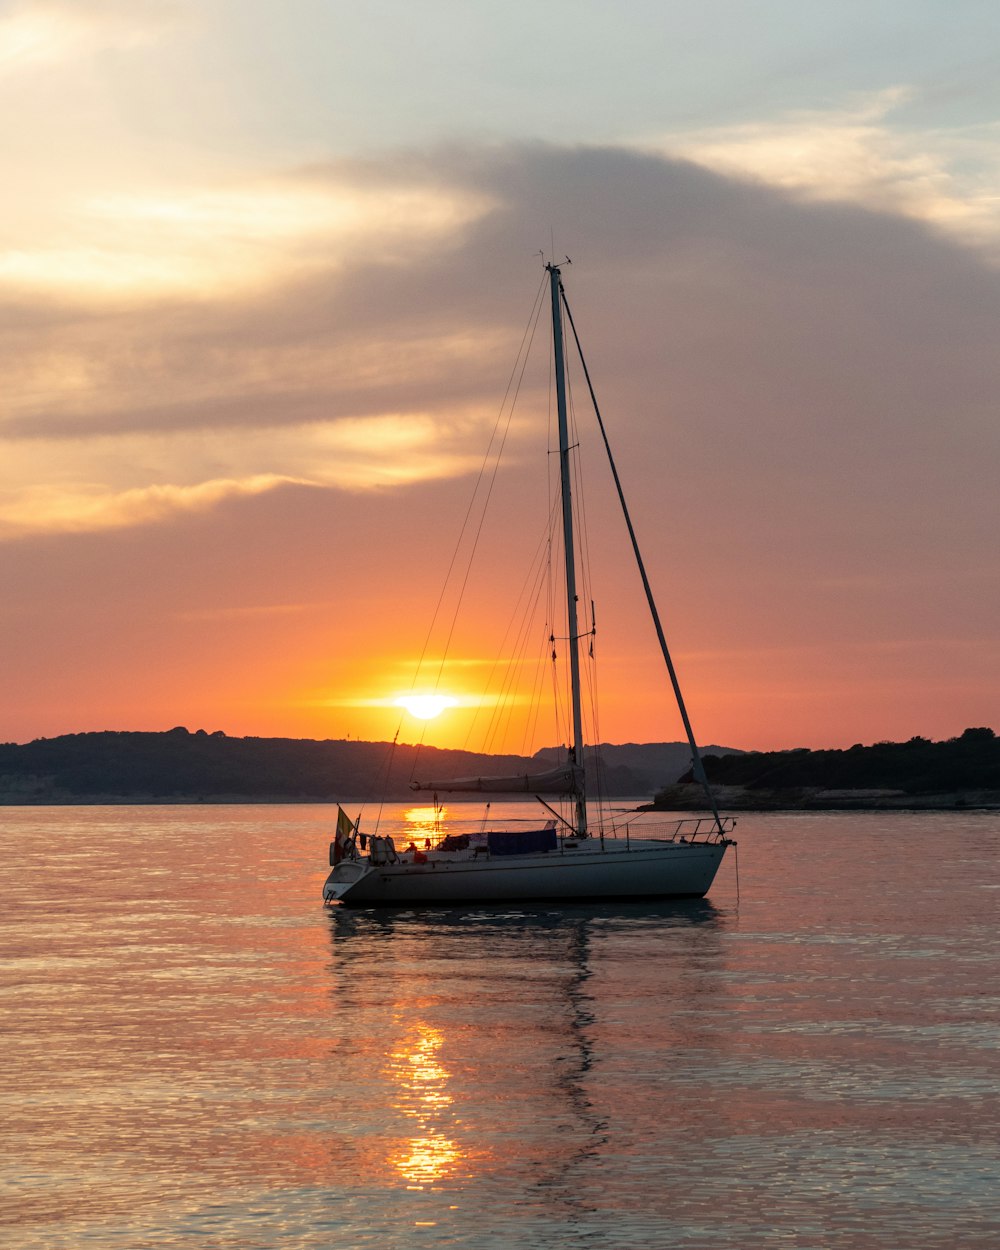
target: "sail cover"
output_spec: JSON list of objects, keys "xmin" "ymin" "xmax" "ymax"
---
[{"xmin": 409, "ymin": 764, "xmax": 580, "ymax": 795}]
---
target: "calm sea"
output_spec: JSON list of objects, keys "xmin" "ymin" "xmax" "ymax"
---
[{"xmin": 3, "ymin": 803, "xmax": 998, "ymax": 1249}]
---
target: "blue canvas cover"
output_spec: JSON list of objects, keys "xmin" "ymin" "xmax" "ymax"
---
[{"xmin": 487, "ymin": 827, "xmax": 559, "ymax": 856}]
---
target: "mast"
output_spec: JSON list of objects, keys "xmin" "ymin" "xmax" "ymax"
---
[{"xmin": 548, "ymin": 263, "xmax": 588, "ymax": 840}]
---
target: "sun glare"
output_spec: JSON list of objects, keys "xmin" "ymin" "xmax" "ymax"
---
[{"xmin": 395, "ymin": 694, "xmax": 457, "ymax": 720}]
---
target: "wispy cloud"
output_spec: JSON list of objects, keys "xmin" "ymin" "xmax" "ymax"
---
[
  {"xmin": 0, "ymin": 175, "xmax": 493, "ymax": 301},
  {"xmin": 656, "ymin": 88, "xmax": 1000, "ymax": 257},
  {"xmin": 0, "ymin": 473, "xmax": 302, "ymax": 538},
  {"xmin": 0, "ymin": 410, "xmax": 490, "ymax": 538},
  {"xmin": 0, "ymin": 0, "xmax": 177, "ymax": 73},
  {"xmin": 317, "ymin": 693, "xmax": 501, "ymax": 710},
  {"xmin": 0, "ymin": 158, "xmax": 507, "ymax": 541}
]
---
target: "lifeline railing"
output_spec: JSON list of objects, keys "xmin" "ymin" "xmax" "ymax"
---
[{"xmin": 593, "ymin": 815, "xmax": 737, "ymax": 848}]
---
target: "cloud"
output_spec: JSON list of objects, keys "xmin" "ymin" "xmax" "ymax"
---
[
  {"xmin": 654, "ymin": 87, "xmax": 1000, "ymax": 257},
  {"xmin": 0, "ymin": 155, "xmax": 512, "ymax": 541},
  {"xmin": 0, "ymin": 174, "xmax": 492, "ymax": 301},
  {"xmin": 318, "ymin": 693, "xmax": 499, "ymax": 710},
  {"xmin": 2, "ymin": 139, "xmax": 999, "ymax": 612},
  {"xmin": 0, "ymin": 0, "xmax": 177, "ymax": 73},
  {"xmin": 0, "ymin": 411, "xmax": 489, "ymax": 537},
  {"xmin": 0, "ymin": 473, "xmax": 301, "ymax": 538}
]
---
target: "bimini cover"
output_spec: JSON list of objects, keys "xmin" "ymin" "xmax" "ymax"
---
[
  {"xmin": 410, "ymin": 765, "xmax": 579, "ymax": 794},
  {"xmin": 487, "ymin": 826, "xmax": 559, "ymax": 856}
]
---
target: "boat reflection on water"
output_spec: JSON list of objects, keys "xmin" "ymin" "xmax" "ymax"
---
[{"xmin": 325, "ymin": 900, "xmax": 728, "ymax": 1195}]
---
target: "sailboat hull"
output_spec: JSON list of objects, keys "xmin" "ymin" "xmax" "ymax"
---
[{"xmin": 324, "ymin": 840, "xmax": 730, "ymax": 907}]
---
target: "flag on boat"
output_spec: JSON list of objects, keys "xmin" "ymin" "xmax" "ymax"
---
[{"xmin": 330, "ymin": 806, "xmax": 357, "ymax": 866}]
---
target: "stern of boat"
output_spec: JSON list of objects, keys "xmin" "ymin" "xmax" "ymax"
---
[{"xmin": 323, "ymin": 860, "xmax": 373, "ymax": 905}]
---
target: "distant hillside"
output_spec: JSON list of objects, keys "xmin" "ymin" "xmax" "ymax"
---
[
  {"xmin": 0, "ymin": 730, "xmax": 729, "ymax": 804},
  {"xmin": 650, "ymin": 728, "xmax": 1000, "ymax": 810},
  {"xmin": 0, "ymin": 730, "xmax": 530, "ymax": 804}
]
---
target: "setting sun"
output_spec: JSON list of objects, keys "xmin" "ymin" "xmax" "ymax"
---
[{"xmin": 395, "ymin": 694, "xmax": 457, "ymax": 720}]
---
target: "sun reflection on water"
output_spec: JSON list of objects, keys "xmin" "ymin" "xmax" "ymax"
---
[
  {"xmin": 402, "ymin": 805, "xmax": 447, "ymax": 842},
  {"xmin": 387, "ymin": 1024, "xmax": 461, "ymax": 1185}
]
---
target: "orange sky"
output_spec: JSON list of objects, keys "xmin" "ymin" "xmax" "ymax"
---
[{"xmin": 1, "ymin": 3, "xmax": 997, "ymax": 753}]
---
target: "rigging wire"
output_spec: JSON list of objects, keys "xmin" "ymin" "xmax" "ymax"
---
[
  {"xmin": 466, "ymin": 501, "xmax": 557, "ymax": 756},
  {"xmin": 520, "ymin": 624, "xmax": 553, "ymax": 758},
  {"xmin": 558, "ymin": 282, "xmax": 725, "ymax": 835},
  {"xmin": 426, "ymin": 281, "xmax": 547, "ymax": 679},
  {"xmin": 406, "ymin": 274, "xmax": 548, "ymax": 781},
  {"xmin": 486, "ymin": 565, "xmax": 551, "ymax": 754},
  {"xmin": 354, "ymin": 730, "xmax": 402, "ymax": 837}
]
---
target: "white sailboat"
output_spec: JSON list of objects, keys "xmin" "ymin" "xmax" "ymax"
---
[{"xmin": 323, "ymin": 262, "xmax": 735, "ymax": 906}]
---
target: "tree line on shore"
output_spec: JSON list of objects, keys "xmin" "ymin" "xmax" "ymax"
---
[{"xmin": 660, "ymin": 727, "xmax": 999, "ymax": 805}]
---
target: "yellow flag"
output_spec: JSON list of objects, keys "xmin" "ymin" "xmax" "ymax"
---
[{"xmin": 336, "ymin": 806, "xmax": 355, "ymax": 840}]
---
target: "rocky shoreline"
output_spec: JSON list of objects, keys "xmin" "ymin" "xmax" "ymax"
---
[{"xmin": 644, "ymin": 784, "xmax": 1000, "ymax": 812}]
